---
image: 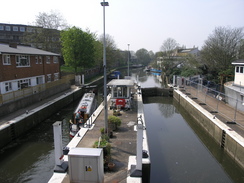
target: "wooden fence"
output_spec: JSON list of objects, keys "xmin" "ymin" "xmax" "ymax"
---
[{"xmin": 0, "ymin": 74, "xmax": 75, "ymax": 105}]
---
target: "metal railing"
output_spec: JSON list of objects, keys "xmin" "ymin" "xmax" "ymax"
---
[{"xmin": 180, "ymin": 78, "xmax": 244, "ymax": 128}]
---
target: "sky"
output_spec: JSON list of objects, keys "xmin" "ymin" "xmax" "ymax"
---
[{"xmin": 0, "ymin": 0, "xmax": 243, "ymax": 53}]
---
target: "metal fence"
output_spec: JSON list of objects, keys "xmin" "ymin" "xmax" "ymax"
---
[
  {"xmin": 178, "ymin": 77, "xmax": 244, "ymax": 126},
  {"xmin": 0, "ymin": 74, "xmax": 74, "ymax": 105}
]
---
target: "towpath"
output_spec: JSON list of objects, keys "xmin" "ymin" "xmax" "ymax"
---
[
  {"xmin": 180, "ymin": 87, "xmax": 244, "ymax": 137},
  {"xmin": 0, "ymin": 85, "xmax": 78, "ymax": 126}
]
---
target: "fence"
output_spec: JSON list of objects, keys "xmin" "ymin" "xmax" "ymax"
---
[
  {"xmin": 178, "ymin": 77, "xmax": 244, "ymax": 127},
  {"xmin": 0, "ymin": 74, "xmax": 75, "ymax": 105}
]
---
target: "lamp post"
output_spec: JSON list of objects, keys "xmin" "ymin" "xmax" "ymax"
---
[
  {"xmin": 127, "ymin": 44, "xmax": 130, "ymax": 76},
  {"xmin": 101, "ymin": 0, "xmax": 109, "ymax": 134}
]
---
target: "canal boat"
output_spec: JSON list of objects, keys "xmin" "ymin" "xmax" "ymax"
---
[
  {"xmin": 107, "ymin": 79, "xmax": 135, "ymax": 110},
  {"xmin": 69, "ymin": 92, "xmax": 97, "ymax": 137},
  {"xmin": 150, "ymin": 68, "xmax": 162, "ymax": 73},
  {"xmin": 144, "ymin": 66, "xmax": 151, "ymax": 72},
  {"xmin": 108, "ymin": 71, "xmax": 121, "ymax": 79}
]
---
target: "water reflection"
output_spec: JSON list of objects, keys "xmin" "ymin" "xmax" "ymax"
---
[
  {"xmin": 0, "ymin": 105, "xmax": 74, "ymax": 183},
  {"xmin": 0, "ymin": 68, "xmax": 243, "ymax": 183},
  {"xmin": 143, "ymin": 97, "xmax": 233, "ymax": 183}
]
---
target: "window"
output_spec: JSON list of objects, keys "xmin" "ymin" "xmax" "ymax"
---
[
  {"xmin": 47, "ymin": 74, "xmax": 51, "ymax": 82},
  {"xmin": 0, "ymin": 25, "xmax": 3, "ymax": 30},
  {"xmin": 20, "ymin": 27, "xmax": 25, "ymax": 32},
  {"xmin": 241, "ymin": 95, "xmax": 244, "ymax": 106},
  {"xmin": 13, "ymin": 26, "xmax": 18, "ymax": 31},
  {"xmin": 46, "ymin": 56, "xmax": 50, "ymax": 64},
  {"xmin": 240, "ymin": 67, "xmax": 243, "ymax": 73},
  {"xmin": 236, "ymin": 67, "xmax": 239, "ymax": 73},
  {"xmin": 39, "ymin": 56, "xmax": 42, "ymax": 64},
  {"xmin": 5, "ymin": 26, "xmax": 10, "ymax": 31},
  {"xmin": 3, "ymin": 55, "xmax": 11, "ymax": 65},
  {"xmin": 54, "ymin": 73, "xmax": 59, "ymax": 81},
  {"xmin": 5, "ymin": 82, "xmax": 12, "ymax": 92},
  {"xmin": 17, "ymin": 79, "xmax": 31, "ymax": 89},
  {"xmin": 53, "ymin": 56, "xmax": 58, "ymax": 63},
  {"xmin": 113, "ymin": 86, "xmax": 127, "ymax": 98},
  {"xmin": 36, "ymin": 76, "xmax": 44, "ymax": 85},
  {"xmin": 35, "ymin": 56, "xmax": 38, "ymax": 64},
  {"xmin": 16, "ymin": 55, "xmax": 30, "ymax": 67}
]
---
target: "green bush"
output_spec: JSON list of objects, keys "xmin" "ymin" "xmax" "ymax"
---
[{"xmin": 108, "ymin": 115, "xmax": 121, "ymax": 127}]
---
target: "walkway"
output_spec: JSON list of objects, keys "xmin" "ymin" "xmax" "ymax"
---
[
  {"xmin": 180, "ymin": 86, "xmax": 244, "ymax": 137},
  {"xmin": 61, "ymin": 93, "xmax": 138, "ymax": 183},
  {"xmin": 0, "ymin": 85, "xmax": 78, "ymax": 125}
]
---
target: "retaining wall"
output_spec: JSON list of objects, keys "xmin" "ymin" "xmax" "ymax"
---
[
  {"xmin": 174, "ymin": 89, "xmax": 244, "ymax": 170},
  {"xmin": 0, "ymin": 82, "xmax": 71, "ymax": 118},
  {"xmin": 141, "ymin": 87, "xmax": 173, "ymax": 97},
  {"xmin": 0, "ymin": 88, "xmax": 83, "ymax": 149}
]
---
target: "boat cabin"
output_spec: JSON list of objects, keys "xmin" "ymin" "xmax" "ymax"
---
[
  {"xmin": 107, "ymin": 79, "xmax": 134, "ymax": 109},
  {"xmin": 70, "ymin": 92, "xmax": 97, "ymax": 137},
  {"xmin": 73, "ymin": 92, "xmax": 96, "ymax": 124}
]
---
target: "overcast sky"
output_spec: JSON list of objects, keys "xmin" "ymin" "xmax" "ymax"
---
[{"xmin": 0, "ymin": 0, "xmax": 243, "ymax": 52}]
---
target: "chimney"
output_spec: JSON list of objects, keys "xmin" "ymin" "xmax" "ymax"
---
[{"xmin": 9, "ymin": 43, "xmax": 17, "ymax": 48}]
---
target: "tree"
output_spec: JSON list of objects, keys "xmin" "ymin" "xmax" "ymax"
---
[
  {"xmin": 35, "ymin": 10, "xmax": 68, "ymax": 30},
  {"xmin": 136, "ymin": 48, "xmax": 151, "ymax": 66},
  {"xmin": 238, "ymin": 39, "xmax": 244, "ymax": 59},
  {"xmin": 159, "ymin": 38, "xmax": 180, "ymax": 85},
  {"xmin": 160, "ymin": 38, "xmax": 179, "ymax": 59},
  {"xmin": 23, "ymin": 11, "xmax": 68, "ymax": 53},
  {"xmin": 99, "ymin": 34, "xmax": 117, "ymax": 68},
  {"xmin": 201, "ymin": 26, "xmax": 244, "ymax": 83},
  {"xmin": 61, "ymin": 26, "xmax": 96, "ymax": 73}
]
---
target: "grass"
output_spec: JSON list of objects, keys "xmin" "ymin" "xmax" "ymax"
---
[{"xmin": 60, "ymin": 65, "xmax": 84, "ymax": 73}]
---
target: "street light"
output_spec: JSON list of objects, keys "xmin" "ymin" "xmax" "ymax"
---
[
  {"xmin": 127, "ymin": 44, "xmax": 130, "ymax": 76},
  {"xmin": 101, "ymin": 0, "xmax": 109, "ymax": 134}
]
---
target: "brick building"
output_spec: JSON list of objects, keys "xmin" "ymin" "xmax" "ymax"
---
[{"xmin": 0, "ymin": 43, "xmax": 60, "ymax": 94}]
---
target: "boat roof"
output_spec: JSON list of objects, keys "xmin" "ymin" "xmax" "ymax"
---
[
  {"xmin": 107, "ymin": 79, "xmax": 134, "ymax": 87},
  {"xmin": 75, "ymin": 93, "xmax": 96, "ymax": 114}
]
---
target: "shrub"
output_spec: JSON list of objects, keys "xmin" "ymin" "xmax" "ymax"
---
[{"xmin": 108, "ymin": 115, "xmax": 121, "ymax": 127}]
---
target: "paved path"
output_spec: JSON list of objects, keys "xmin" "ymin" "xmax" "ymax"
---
[
  {"xmin": 61, "ymin": 93, "xmax": 138, "ymax": 183},
  {"xmin": 181, "ymin": 86, "xmax": 244, "ymax": 137},
  {"xmin": 0, "ymin": 86, "xmax": 78, "ymax": 125}
]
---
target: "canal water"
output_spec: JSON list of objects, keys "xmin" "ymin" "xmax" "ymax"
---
[{"xmin": 0, "ymin": 68, "xmax": 243, "ymax": 183}]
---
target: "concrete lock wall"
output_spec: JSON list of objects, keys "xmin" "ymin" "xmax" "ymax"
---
[
  {"xmin": 0, "ymin": 88, "xmax": 83, "ymax": 149},
  {"xmin": 0, "ymin": 82, "xmax": 71, "ymax": 118},
  {"xmin": 173, "ymin": 89, "xmax": 244, "ymax": 170},
  {"xmin": 141, "ymin": 87, "xmax": 173, "ymax": 97}
]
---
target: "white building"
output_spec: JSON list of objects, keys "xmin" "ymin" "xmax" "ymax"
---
[{"xmin": 224, "ymin": 59, "xmax": 244, "ymax": 112}]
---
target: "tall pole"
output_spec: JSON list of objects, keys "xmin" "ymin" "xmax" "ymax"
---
[
  {"xmin": 127, "ymin": 44, "xmax": 130, "ymax": 76},
  {"xmin": 101, "ymin": 0, "xmax": 109, "ymax": 133}
]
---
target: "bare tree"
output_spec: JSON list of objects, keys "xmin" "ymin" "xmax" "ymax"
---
[
  {"xmin": 201, "ymin": 26, "xmax": 244, "ymax": 83},
  {"xmin": 160, "ymin": 38, "xmax": 179, "ymax": 59},
  {"xmin": 238, "ymin": 39, "xmax": 244, "ymax": 59},
  {"xmin": 35, "ymin": 10, "xmax": 68, "ymax": 30},
  {"xmin": 23, "ymin": 11, "xmax": 68, "ymax": 53}
]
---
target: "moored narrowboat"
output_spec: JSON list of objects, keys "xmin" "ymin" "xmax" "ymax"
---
[{"xmin": 69, "ymin": 92, "xmax": 97, "ymax": 137}]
